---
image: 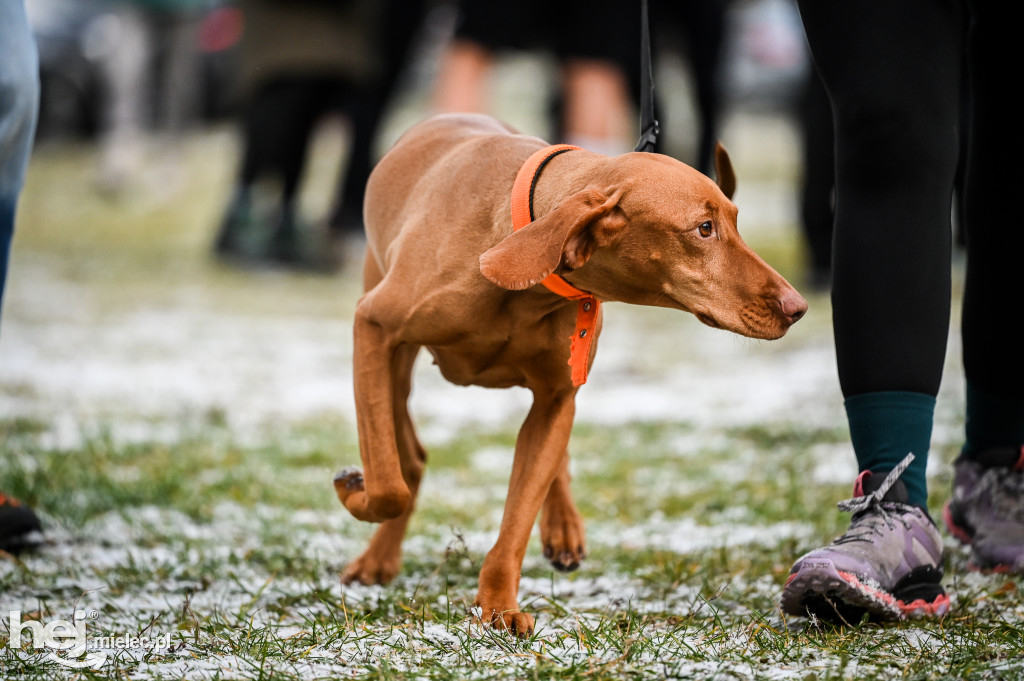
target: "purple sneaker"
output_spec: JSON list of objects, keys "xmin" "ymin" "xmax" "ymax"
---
[
  {"xmin": 943, "ymin": 446, "xmax": 1024, "ymax": 574},
  {"xmin": 781, "ymin": 455, "xmax": 949, "ymax": 623}
]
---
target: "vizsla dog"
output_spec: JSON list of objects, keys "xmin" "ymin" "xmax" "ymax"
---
[{"xmin": 334, "ymin": 112, "xmax": 806, "ymax": 636}]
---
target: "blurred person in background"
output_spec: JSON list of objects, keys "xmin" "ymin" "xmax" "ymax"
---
[
  {"xmin": 432, "ymin": 0, "xmax": 639, "ymax": 156},
  {"xmin": 213, "ymin": 0, "xmax": 379, "ymax": 269},
  {"xmin": 325, "ymin": 0, "xmax": 429, "ymax": 241},
  {"xmin": 0, "ymin": 0, "xmax": 44, "ymax": 551},
  {"xmin": 781, "ymin": 0, "xmax": 1024, "ymax": 623},
  {"xmin": 94, "ymin": 0, "xmax": 208, "ymax": 195},
  {"xmin": 432, "ymin": 0, "xmax": 731, "ymax": 174},
  {"xmin": 647, "ymin": 0, "xmax": 729, "ymax": 176}
]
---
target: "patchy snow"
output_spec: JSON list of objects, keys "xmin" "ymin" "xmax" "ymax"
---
[
  {"xmin": 0, "ymin": 109, "xmax": 982, "ymax": 679},
  {"xmin": 1, "ymin": 501, "xmax": 835, "ymax": 678},
  {"xmin": 0, "ymin": 253, "xmax": 967, "ymax": 460}
]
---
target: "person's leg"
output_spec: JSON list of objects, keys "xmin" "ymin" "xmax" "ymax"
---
[
  {"xmin": 431, "ymin": 0, "xmax": 501, "ymax": 116},
  {"xmin": 673, "ymin": 0, "xmax": 728, "ymax": 175},
  {"xmin": 798, "ymin": 68, "xmax": 834, "ymax": 291},
  {"xmin": 151, "ymin": 9, "xmax": 202, "ymax": 192},
  {"xmin": 0, "ymin": 0, "xmax": 39, "ymax": 322},
  {"xmin": 959, "ymin": 2, "xmax": 1024, "ymax": 452},
  {"xmin": 432, "ymin": 39, "xmax": 494, "ymax": 115},
  {"xmin": 558, "ymin": 0, "xmax": 637, "ymax": 156},
  {"xmin": 559, "ymin": 59, "xmax": 632, "ymax": 156},
  {"xmin": 96, "ymin": 3, "xmax": 151, "ymax": 194},
  {"xmin": 945, "ymin": 1, "xmax": 1024, "ymax": 573},
  {"xmin": 216, "ymin": 77, "xmax": 331, "ymax": 259},
  {"xmin": 807, "ymin": 0, "xmax": 964, "ymax": 509},
  {"xmin": 0, "ymin": 0, "xmax": 43, "ymax": 551},
  {"xmin": 329, "ymin": 0, "xmax": 427, "ymax": 236},
  {"xmin": 781, "ymin": 0, "xmax": 965, "ymax": 622},
  {"xmin": 215, "ymin": 80, "xmax": 291, "ymax": 257},
  {"xmin": 266, "ymin": 77, "xmax": 347, "ymax": 263}
]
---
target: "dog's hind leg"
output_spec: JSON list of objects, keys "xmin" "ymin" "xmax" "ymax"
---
[
  {"xmin": 341, "ymin": 342, "xmax": 425, "ymax": 585},
  {"xmin": 539, "ymin": 451, "xmax": 587, "ymax": 572}
]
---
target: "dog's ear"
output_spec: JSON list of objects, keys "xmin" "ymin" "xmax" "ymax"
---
[
  {"xmin": 714, "ymin": 142, "xmax": 736, "ymax": 200},
  {"xmin": 480, "ymin": 189, "xmax": 625, "ymax": 290}
]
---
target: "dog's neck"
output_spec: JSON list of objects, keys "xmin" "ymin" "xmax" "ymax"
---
[{"xmin": 511, "ymin": 144, "xmax": 598, "ymax": 387}]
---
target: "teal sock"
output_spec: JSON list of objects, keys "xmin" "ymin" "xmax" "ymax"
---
[
  {"xmin": 962, "ymin": 382, "xmax": 1024, "ymax": 459},
  {"xmin": 844, "ymin": 391, "xmax": 935, "ymax": 508}
]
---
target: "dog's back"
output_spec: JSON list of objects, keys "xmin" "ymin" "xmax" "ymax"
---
[{"xmin": 363, "ymin": 114, "xmax": 540, "ymax": 280}]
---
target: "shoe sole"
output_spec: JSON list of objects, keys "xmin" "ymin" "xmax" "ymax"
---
[{"xmin": 781, "ymin": 558, "xmax": 950, "ymax": 623}]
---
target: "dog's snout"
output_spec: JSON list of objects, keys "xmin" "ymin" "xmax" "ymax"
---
[{"xmin": 778, "ymin": 289, "xmax": 808, "ymax": 324}]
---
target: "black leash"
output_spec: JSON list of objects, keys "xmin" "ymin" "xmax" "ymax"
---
[{"xmin": 633, "ymin": 0, "xmax": 660, "ymax": 153}]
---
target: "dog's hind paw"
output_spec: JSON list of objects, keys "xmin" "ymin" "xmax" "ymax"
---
[
  {"xmin": 540, "ymin": 504, "xmax": 587, "ymax": 572},
  {"xmin": 341, "ymin": 551, "xmax": 400, "ymax": 585},
  {"xmin": 543, "ymin": 544, "xmax": 587, "ymax": 572}
]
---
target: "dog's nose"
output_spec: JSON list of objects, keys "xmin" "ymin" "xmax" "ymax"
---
[{"xmin": 779, "ymin": 289, "xmax": 808, "ymax": 324}]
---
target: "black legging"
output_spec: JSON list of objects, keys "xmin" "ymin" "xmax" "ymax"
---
[
  {"xmin": 238, "ymin": 76, "xmax": 349, "ymax": 202},
  {"xmin": 797, "ymin": 0, "xmax": 1023, "ymax": 401}
]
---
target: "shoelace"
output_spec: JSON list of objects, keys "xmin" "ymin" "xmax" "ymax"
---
[
  {"xmin": 833, "ymin": 453, "xmax": 916, "ymax": 544},
  {"xmin": 834, "ymin": 507, "xmax": 913, "ymax": 545},
  {"xmin": 837, "ymin": 453, "xmax": 915, "ymax": 515}
]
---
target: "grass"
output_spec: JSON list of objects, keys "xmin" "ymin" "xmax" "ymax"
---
[
  {"xmin": 2, "ymin": 97, "xmax": 1022, "ymax": 679},
  {"xmin": 3, "ymin": 419, "xmax": 1024, "ymax": 680}
]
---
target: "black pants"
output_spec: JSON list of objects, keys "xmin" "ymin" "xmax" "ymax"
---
[
  {"xmin": 797, "ymin": 0, "xmax": 1023, "ymax": 401},
  {"xmin": 238, "ymin": 76, "xmax": 350, "ymax": 202}
]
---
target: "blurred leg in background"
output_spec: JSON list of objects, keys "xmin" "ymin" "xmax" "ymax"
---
[
  {"xmin": 214, "ymin": 0, "xmax": 377, "ymax": 269},
  {"xmin": 433, "ymin": 0, "xmax": 636, "ymax": 156},
  {"xmin": 949, "ymin": 0, "xmax": 1024, "ymax": 574},
  {"xmin": 327, "ymin": 0, "xmax": 429, "ymax": 240},
  {"xmin": 649, "ymin": 0, "xmax": 728, "ymax": 174},
  {"xmin": 0, "ymin": 0, "xmax": 39, "ymax": 327},
  {"xmin": 0, "ymin": 0, "xmax": 44, "ymax": 551},
  {"xmin": 217, "ymin": 75, "xmax": 351, "ymax": 266},
  {"xmin": 554, "ymin": 0, "xmax": 637, "ymax": 156},
  {"xmin": 95, "ymin": 0, "xmax": 204, "ymax": 196}
]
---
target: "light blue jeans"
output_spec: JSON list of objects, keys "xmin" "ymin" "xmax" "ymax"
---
[{"xmin": 0, "ymin": 0, "xmax": 39, "ymax": 322}]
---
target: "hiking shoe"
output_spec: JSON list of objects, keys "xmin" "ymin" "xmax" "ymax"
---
[
  {"xmin": 943, "ymin": 446, "xmax": 1024, "ymax": 574},
  {"xmin": 781, "ymin": 454, "xmax": 949, "ymax": 623},
  {"xmin": 0, "ymin": 492, "xmax": 43, "ymax": 553}
]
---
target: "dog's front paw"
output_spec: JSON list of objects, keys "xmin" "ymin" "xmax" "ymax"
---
[
  {"xmin": 333, "ymin": 467, "xmax": 373, "ymax": 521},
  {"xmin": 333, "ymin": 466, "xmax": 365, "ymax": 493},
  {"xmin": 473, "ymin": 603, "xmax": 535, "ymax": 638},
  {"xmin": 332, "ymin": 466, "xmax": 411, "ymax": 522}
]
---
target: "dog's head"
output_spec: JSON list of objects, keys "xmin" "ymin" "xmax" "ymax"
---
[{"xmin": 479, "ymin": 144, "xmax": 806, "ymax": 340}]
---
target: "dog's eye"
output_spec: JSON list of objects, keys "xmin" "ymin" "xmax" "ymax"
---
[{"xmin": 698, "ymin": 221, "xmax": 714, "ymax": 238}]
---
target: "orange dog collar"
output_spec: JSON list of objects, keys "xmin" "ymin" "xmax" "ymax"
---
[{"xmin": 511, "ymin": 144, "xmax": 598, "ymax": 387}]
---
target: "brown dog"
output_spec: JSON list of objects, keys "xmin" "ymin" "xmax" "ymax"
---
[{"xmin": 334, "ymin": 112, "xmax": 806, "ymax": 636}]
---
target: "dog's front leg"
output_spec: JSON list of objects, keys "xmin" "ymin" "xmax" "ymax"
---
[
  {"xmin": 475, "ymin": 388, "xmax": 576, "ymax": 637},
  {"xmin": 335, "ymin": 302, "xmax": 412, "ymax": 523},
  {"xmin": 340, "ymin": 343, "xmax": 426, "ymax": 585}
]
